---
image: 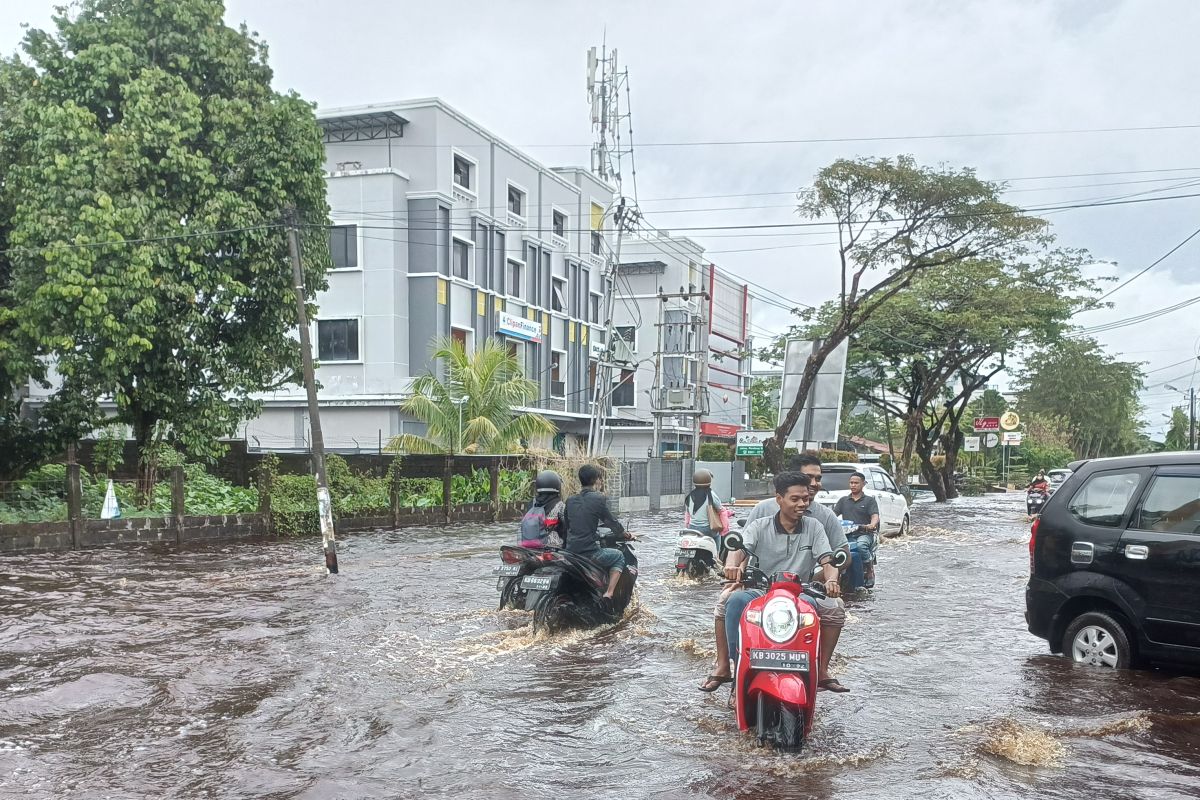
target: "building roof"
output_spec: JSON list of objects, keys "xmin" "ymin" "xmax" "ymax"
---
[
  {"xmin": 317, "ymin": 111, "xmax": 408, "ymax": 142},
  {"xmin": 846, "ymin": 435, "xmax": 890, "ymax": 453}
]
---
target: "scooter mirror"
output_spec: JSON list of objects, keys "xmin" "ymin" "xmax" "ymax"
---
[
  {"xmin": 724, "ymin": 533, "xmax": 745, "ymax": 552},
  {"xmin": 831, "ymin": 548, "xmax": 849, "ymax": 569},
  {"xmin": 736, "ymin": 518, "xmax": 747, "ymax": 529}
]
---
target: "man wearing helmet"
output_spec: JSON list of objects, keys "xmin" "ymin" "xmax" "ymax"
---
[
  {"xmin": 685, "ymin": 468, "xmax": 727, "ymax": 541},
  {"xmin": 518, "ymin": 470, "xmax": 566, "ymax": 548}
]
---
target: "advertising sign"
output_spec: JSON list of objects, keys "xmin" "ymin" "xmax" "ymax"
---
[
  {"xmin": 498, "ymin": 312, "xmax": 542, "ymax": 342},
  {"xmin": 736, "ymin": 430, "xmax": 773, "ymax": 457},
  {"xmin": 701, "ymin": 422, "xmax": 740, "ymax": 438},
  {"xmin": 985, "ymin": 433, "xmax": 1000, "ymax": 448},
  {"xmin": 964, "ymin": 436, "xmax": 981, "ymax": 452},
  {"xmin": 1002, "ymin": 431, "xmax": 1023, "ymax": 445},
  {"xmin": 973, "ymin": 417, "xmax": 1001, "ymax": 432},
  {"xmin": 779, "ymin": 338, "xmax": 850, "ymax": 445},
  {"xmin": 1000, "ymin": 411, "xmax": 1021, "ymax": 431}
]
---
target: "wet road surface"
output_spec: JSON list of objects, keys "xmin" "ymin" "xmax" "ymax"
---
[{"xmin": 2, "ymin": 492, "xmax": 1199, "ymax": 799}]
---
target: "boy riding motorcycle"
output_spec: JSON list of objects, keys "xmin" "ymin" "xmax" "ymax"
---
[{"xmin": 560, "ymin": 464, "xmax": 632, "ymax": 607}]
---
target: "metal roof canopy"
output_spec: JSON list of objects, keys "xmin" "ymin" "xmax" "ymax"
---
[
  {"xmin": 319, "ymin": 111, "xmax": 409, "ymax": 143},
  {"xmin": 617, "ymin": 260, "xmax": 667, "ymax": 275}
]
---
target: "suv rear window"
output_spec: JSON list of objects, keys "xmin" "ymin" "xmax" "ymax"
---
[{"xmin": 1068, "ymin": 471, "xmax": 1143, "ymax": 527}]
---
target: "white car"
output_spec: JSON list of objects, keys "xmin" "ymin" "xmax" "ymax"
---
[{"xmin": 815, "ymin": 463, "xmax": 911, "ymax": 537}]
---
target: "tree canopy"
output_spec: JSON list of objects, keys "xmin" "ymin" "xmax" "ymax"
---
[{"xmin": 0, "ymin": 0, "xmax": 331, "ymax": 492}]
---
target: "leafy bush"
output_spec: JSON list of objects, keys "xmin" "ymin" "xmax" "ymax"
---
[
  {"xmin": 816, "ymin": 449, "xmax": 859, "ymax": 464},
  {"xmin": 94, "ymin": 426, "xmax": 125, "ymax": 476},
  {"xmin": 698, "ymin": 442, "xmax": 732, "ymax": 461}
]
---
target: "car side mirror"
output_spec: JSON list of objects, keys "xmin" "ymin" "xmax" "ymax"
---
[{"xmin": 724, "ymin": 533, "xmax": 744, "ymax": 551}]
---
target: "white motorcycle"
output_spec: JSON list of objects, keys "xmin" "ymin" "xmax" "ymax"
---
[{"xmin": 674, "ymin": 530, "xmax": 724, "ymax": 578}]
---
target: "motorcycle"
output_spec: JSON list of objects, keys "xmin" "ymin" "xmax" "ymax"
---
[
  {"xmin": 723, "ymin": 532, "xmax": 847, "ymax": 752},
  {"xmin": 1026, "ymin": 488, "xmax": 1049, "ymax": 517},
  {"xmin": 674, "ymin": 530, "xmax": 724, "ymax": 578},
  {"xmin": 839, "ymin": 520, "xmax": 876, "ymax": 593},
  {"xmin": 493, "ymin": 544, "xmax": 552, "ymax": 610},
  {"xmin": 500, "ymin": 532, "xmax": 638, "ymax": 631}
]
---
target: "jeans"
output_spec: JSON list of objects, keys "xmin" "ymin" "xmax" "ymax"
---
[
  {"xmin": 723, "ymin": 589, "xmax": 766, "ymax": 668},
  {"xmin": 589, "ymin": 547, "xmax": 626, "ymax": 574}
]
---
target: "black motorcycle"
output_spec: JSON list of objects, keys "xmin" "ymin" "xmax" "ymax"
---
[
  {"xmin": 1026, "ymin": 489, "xmax": 1049, "ymax": 516},
  {"xmin": 494, "ymin": 546, "xmax": 555, "ymax": 610},
  {"xmin": 500, "ymin": 533, "xmax": 638, "ymax": 631}
]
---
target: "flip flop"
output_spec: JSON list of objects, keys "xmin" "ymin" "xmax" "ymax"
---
[
  {"xmin": 699, "ymin": 675, "xmax": 732, "ymax": 692},
  {"xmin": 818, "ymin": 678, "xmax": 850, "ymax": 693}
]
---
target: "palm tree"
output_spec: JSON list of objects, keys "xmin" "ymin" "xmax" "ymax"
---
[{"xmin": 386, "ymin": 337, "xmax": 556, "ymax": 454}]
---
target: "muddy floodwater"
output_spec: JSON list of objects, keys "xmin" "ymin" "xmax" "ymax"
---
[{"xmin": 2, "ymin": 493, "xmax": 1199, "ymax": 799}]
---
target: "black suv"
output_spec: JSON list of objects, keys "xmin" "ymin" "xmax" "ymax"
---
[{"xmin": 1026, "ymin": 452, "xmax": 1200, "ymax": 671}]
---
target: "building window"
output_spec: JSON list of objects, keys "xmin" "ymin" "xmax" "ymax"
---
[
  {"xmin": 329, "ymin": 225, "xmax": 358, "ymax": 270},
  {"xmin": 508, "ymin": 185, "xmax": 525, "ymax": 216},
  {"xmin": 553, "ymin": 210, "xmax": 567, "ymax": 238},
  {"xmin": 453, "ymin": 154, "xmax": 472, "ymax": 190},
  {"xmin": 507, "ymin": 260, "xmax": 523, "ymax": 298},
  {"xmin": 551, "ymin": 351, "xmax": 566, "ymax": 398},
  {"xmin": 590, "ymin": 293, "xmax": 602, "ymax": 324},
  {"xmin": 506, "ymin": 338, "xmax": 526, "ymax": 365},
  {"xmin": 450, "ymin": 327, "xmax": 470, "ymax": 353},
  {"xmin": 591, "ymin": 230, "xmax": 603, "ymax": 256},
  {"xmin": 452, "ymin": 239, "xmax": 470, "ymax": 280},
  {"xmin": 551, "ymin": 277, "xmax": 568, "ymax": 313},
  {"xmin": 316, "ymin": 319, "xmax": 360, "ymax": 362},
  {"xmin": 612, "ymin": 369, "xmax": 635, "ymax": 407}
]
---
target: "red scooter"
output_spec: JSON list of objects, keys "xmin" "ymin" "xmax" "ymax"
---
[{"xmin": 724, "ymin": 533, "xmax": 846, "ymax": 752}]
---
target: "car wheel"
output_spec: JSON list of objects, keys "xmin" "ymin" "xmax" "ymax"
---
[{"xmin": 1062, "ymin": 611, "xmax": 1133, "ymax": 669}]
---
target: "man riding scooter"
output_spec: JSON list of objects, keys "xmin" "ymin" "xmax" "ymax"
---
[
  {"xmin": 833, "ymin": 472, "xmax": 880, "ymax": 590},
  {"xmin": 560, "ymin": 464, "xmax": 632, "ymax": 610},
  {"xmin": 700, "ymin": 472, "xmax": 849, "ymax": 694}
]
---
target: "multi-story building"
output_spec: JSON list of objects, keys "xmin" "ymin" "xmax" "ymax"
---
[
  {"xmin": 601, "ymin": 231, "xmax": 752, "ymax": 458},
  {"xmin": 243, "ymin": 99, "xmax": 616, "ymax": 452}
]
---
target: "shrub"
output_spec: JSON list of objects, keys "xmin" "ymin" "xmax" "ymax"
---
[{"xmin": 698, "ymin": 442, "xmax": 732, "ymax": 461}]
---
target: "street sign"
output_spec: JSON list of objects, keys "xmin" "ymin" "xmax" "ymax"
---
[
  {"xmin": 1002, "ymin": 431, "xmax": 1023, "ymax": 445},
  {"xmin": 985, "ymin": 433, "xmax": 1000, "ymax": 448},
  {"xmin": 964, "ymin": 436, "xmax": 981, "ymax": 452},
  {"xmin": 974, "ymin": 417, "xmax": 1001, "ymax": 432},
  {"xmin": 1000, "ymin": 411, "xmax": 1021, "ymax": 431},
  {"xmin": 779, "ymin": 338, "xmax": 849, "ymax": 446},
  {"xmin": 736, "ymin": 430, "xmax": 772, "ymax": 457}
]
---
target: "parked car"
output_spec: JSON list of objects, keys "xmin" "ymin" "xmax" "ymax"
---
[
  {"xmin": 1046, "ymin": 468, "xmax": 1073, "ymax": 495},
  {"xmin": 1026, "ymin": 453, "xmax": 1200, "ymax": 671},
  {"xmin": 815, "ymin": 463, "xmax": 911, "ymax": 537}
]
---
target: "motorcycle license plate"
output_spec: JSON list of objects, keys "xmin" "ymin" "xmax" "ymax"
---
[
  {"xmin": 521, "ymin": 574, "xmax": 554, "ymax": 592},
  {"xmin": 749, "ymin": 649, "xmax": 810, "ymax": 672},
  {"xmin": 493, "ymin": 564, "xmax": 521, "ymax": 577}
]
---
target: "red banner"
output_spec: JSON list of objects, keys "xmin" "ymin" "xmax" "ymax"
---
[
  {"xmin": 701, "ymin": 422, "xmax": 741, "ymax": 438},
  {"xmin": 973, "ymin": 417, "xmax": 1001, "ymax": 432}
]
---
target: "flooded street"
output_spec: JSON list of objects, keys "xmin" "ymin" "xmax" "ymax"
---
[{"xmin": 2, "ymin": 492, "xmax": 1199, "ymax": 799}]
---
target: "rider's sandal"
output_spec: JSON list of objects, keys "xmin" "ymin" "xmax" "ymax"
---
[
  {"xmin": 818, "ymin": 678, "xmax": 850, "ymax": 693},
  {"xmin": 698, "ymin": 675, "xmax": 732, "ymax": 692}
]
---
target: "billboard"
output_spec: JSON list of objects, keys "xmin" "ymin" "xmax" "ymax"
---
[{"xmin": 779, "ymin": 339, "xmax": 849, "ymax": 446}]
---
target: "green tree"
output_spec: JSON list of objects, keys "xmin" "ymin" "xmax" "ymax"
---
[
  {"xmin": 763, "ymin": 156, "xmax": 1051, "ymax": 471},
  {"xmin": 387, "ymin": 338, "xmax": 556, "ymax": 454},
  {"xmin": 749, "ymin": 375, "xmax": 780, "ymax": 429},
  {"xmin": 1015, "ymin": 338, "xmax": 1145, "ymax": 459},
  {"xmin": 0, "ymin": 0, "xmax": 330, "ymax": 499},
  {"xmin": 808, "ymin": 252, "xmax": 1095, "ymax": 500},
  {"xmin": 1164, "ymin": 406, "xmax": 1190, "ymax": 451}
]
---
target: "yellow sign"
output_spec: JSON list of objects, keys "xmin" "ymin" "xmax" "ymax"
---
[
  {"xmin": 494, "ymin": 296, "xmax": 504, "ymax": 313},
  {"xmin": 476, "ymin": 293, "xmax": 485, "ymax": 316},
  {"xmin": 569, "ymin": 322, "xmax": 576, "ymax": 343},
  {"xmin": 527, "ymin": 306, "xmax": 536, "ymax": 321},
  {"xmin": 542, "ymin": 315, "xmax": 550, "ymax": 336},
  {"xmin": 581, "ymin": 326, "xmax": 589, "ymax": 344},
  {"xmin": 1000, "ymin": 411, "xmax": 1021, "ymax": 431},
  {"xmin": 436, "ymin": 279, "xmax": 447, "ymax": 306}
]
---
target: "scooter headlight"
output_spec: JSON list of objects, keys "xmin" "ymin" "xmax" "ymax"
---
[{"xmin": 761, "ymin": 597, "xmax": 799, "ymax": 643}]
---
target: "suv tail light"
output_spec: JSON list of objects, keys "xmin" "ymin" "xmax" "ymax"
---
[{"xmin": 1028, "ymin": 517, "xmax": 1040, "ymax": 574}]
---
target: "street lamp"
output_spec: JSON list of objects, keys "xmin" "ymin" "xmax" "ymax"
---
[
  {"xmin": 1165, "ymin": 384, "xmax": 1195, "ymax": 450},
  {"xmin": 455, "ymin": 395, "xmax": 470, "ymax": 454}
]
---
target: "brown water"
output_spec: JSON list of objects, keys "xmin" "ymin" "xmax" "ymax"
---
[{"xmin": 2, "ymin": 493, "xmax": 1199, "ymax": 799}]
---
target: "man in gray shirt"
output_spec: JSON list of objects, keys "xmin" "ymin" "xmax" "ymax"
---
[
  {"xmin": 699, "ymin": 472, "xmax": 850, "ymax": 694},
  {"xmin": 744, "ymin": 454, "xmax": 849, "ymax": 558}
]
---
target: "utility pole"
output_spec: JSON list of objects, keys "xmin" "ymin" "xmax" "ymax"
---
[
  {"xmin": 285, "ymin": 209, "xmax": 339, "ymax": 575},
  {"xmin": 1190, "ymin": 387, "xmax": 1196, "ymax": 450},
  {"xmin": 649, "ymin": 285, "xmax": 710, "ymax": 459}
]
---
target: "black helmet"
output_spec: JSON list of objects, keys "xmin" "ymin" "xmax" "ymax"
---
[{"xmin": 535, "ymin": 470, "xmax": 563, "ymax": 494}]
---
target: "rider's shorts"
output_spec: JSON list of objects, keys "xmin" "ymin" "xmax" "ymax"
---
[{"xmin": 590, "ymin": 547, "xmax": 626, "ymax": 573}]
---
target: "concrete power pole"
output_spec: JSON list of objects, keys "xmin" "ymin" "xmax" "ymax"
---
[{"xmin": 285, "ymin": 210, "xmax": 339, "ymax": 575}]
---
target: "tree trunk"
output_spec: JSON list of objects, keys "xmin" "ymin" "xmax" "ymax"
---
[
  {"xmin": 939, "ymin": 426, "xmax": 963, "ymax": 500},
  {"xmin": 894, "ymin": 411, "xmax": 921, "ymax": 488},
  {"xmin": 132, "ymin": 415, "xmax": 159, "ymax": 508},
  {"xmin": 915, "ymin": 438, "xmax": 947, "ymax": 502}
]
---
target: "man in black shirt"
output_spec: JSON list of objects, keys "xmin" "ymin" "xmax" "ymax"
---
[{"xmin": 561, "ymin": 464, "xmax": 630, "ymax": 601}]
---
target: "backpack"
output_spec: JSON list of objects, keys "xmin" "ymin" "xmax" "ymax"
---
[{"xmin": 519, "ymin": 498, "xmax": 564, "ymax": 547}]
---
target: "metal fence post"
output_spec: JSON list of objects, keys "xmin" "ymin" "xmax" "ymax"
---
[
  {"xmin": 443, "ymin": 456, "xmax": 454, "ymax": 524},
  {"xmin": 489, "ymin": 460, "xmax": 501, "ymax": 522}
]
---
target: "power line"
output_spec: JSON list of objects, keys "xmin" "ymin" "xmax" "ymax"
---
[
  {"xmin": 0, "ymin": 223, "xmax": 282, "ymax": 257},
  {"xmin": 1093, "ymin": 224, "xmax": 1200, "ymax": 301}
]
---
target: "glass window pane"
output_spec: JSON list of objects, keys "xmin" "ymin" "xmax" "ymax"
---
[
  {"xmin": 1135, "ymin": 475, "xmax": 1200, "ymax": 533},
  {"xmin": 1069, "ymin": 471, "xmax": 1143, "ymax": 528},
  {"xmin": 330, "ymin": 225, "xmax": 357, "ymax": 269}
]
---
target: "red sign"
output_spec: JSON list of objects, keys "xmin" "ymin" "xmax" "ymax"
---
[
  {"xmin": 973, "ymin": 417, "xmax": 1001, "ymax": 432},
  {"xmin": 701, "ymin": 422, "xmax": 741, "ymax": 438}
]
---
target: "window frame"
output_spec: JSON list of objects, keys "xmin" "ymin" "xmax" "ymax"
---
[
  {"xmin": 507, "ymin": 181, "xmax": 527, "ymax": 218},
  {"xmin": 552, "ymin": 208, "xmax": 568, "ymax": 239},
  {"xmin": 450, "ymin": 325, "xmax": 474, "ymax": 354},
  {"xmin": 328, "ymin": 223, "xmax": 361, "ymax": 271},
  {"xmin": 315, "ymin": 317, "xmax": 363, "ymax": 364},
  {"xmin": 506, "ymin": 258, "xmax": 525, "ymax": 300},
  {"xmin": 589, "ymin": 292, "xmax": 603, "ymax": 324},
  {"xmin": 611, "ymin": 368, "xmax": 636, "ymax": 408},
  {"xmin": 591, "ymin": 230, "xmax": 604, "ymax": 256},
  {"xmin": 550, "ymin": 350, "xmax": 567, "ymax": 398},
  {"xmin": 1067, "ymin": 469, "xmax": 1147, "ymax": 529},
  {"xmin": 451, "ymin": 236, "xmax": 472, "ymax": 282},
  {"xmin": 551, "ymin": 276, "xmax": 568, "ymax": 314},
  {"xmin": 451, "ymin": 151, "xmax": 476, "ymax": 193},
  {"xmin": 1132, "ymin": 471, "xmax": 1200, "ymax": 533}
]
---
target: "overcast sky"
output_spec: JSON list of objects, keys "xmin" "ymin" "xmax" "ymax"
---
[{"xmin": 4, "ymin": 0, "xmax": 1199, "ymax": 434}]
